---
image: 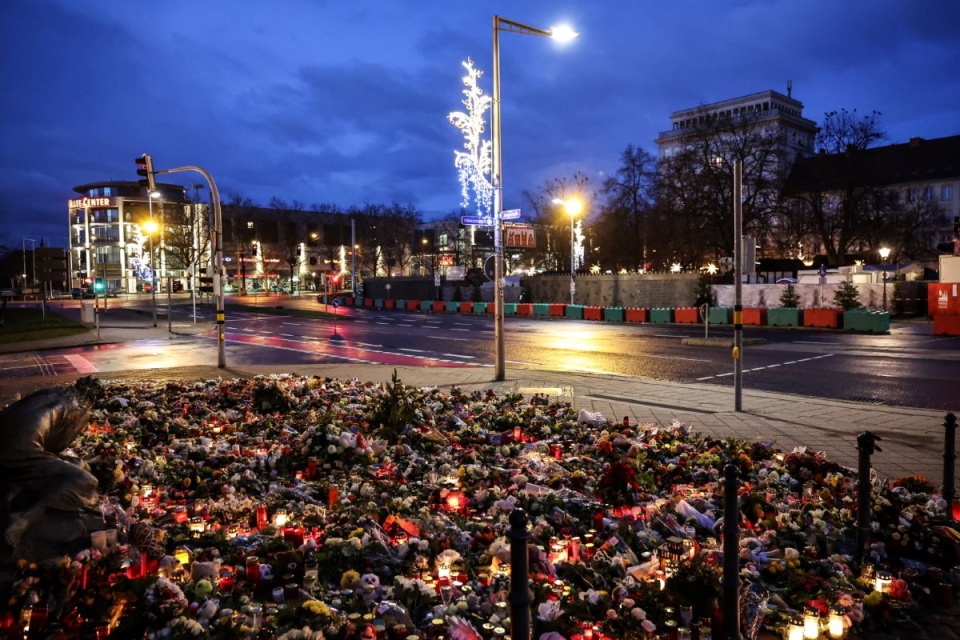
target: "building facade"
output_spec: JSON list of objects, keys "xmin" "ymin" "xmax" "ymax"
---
[
  {"xmin": 654, "ymin": 87, "xmax": 819, "ymax": 164},
  {"xmin": 68, "ymin": 181, "xmax": 201, "ymax": 293}
]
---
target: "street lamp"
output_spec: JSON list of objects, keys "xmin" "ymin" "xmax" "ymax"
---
[
  {"xmin": 879, "ymin": 246, "xmax": 891, "ymax": 312},
  {"xmin": 552, "ymin": 197, "xmax": 583, "ymax": 304},
  {"xmin": 22, "ymin": 238, "xmax": 36, "ymax": 291},
  {"xmin": 491, "ymin": 15, "xmax": 578, "ymax": 381},
  {"xmin": 144, "ymin": 219, "xmax": 159, "ymax": 326}
]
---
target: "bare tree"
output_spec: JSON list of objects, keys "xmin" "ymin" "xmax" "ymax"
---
[
  {"xmin": 782, "ymin": 109, "xmax": 889, "ymax": 265},
  {"xmin": 656, "ymin": 107, "xmax": 789, "ymax": 269},
  {"xmin": 595, "ymin": 145, "xmax": 657, "ymax": 271},
  {"xmin": 523, "ymin": 171, "xmax": 593, "ymax": 272}
]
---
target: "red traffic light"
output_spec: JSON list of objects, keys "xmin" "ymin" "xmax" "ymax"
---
[{"xmin": 135, "ymin": 154, "xmax": 156, "ymax": 191}]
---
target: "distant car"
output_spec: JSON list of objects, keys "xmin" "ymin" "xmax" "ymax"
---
[
  {"xmin": 71, "ymin": 287, "xmax": 94, "ymax": 299},
  {"xmin": 775, "ymin": 277, "xmax": 797, "ymax": 284}
]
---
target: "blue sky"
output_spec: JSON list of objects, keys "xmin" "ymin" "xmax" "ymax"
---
[{"xmin": 2, "ymin": 0, "xmax": 959, "ymax": 248}]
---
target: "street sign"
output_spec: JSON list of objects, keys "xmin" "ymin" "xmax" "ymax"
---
[
  {"xmin": 461, "ymin": 215, "xmax": 493, "ymax": 226},
  {"xmin": 332, "ymin": 298, "xmax": 341, "ymax": 308},
  {"xmin": 818, "ymin": 264, "xmax": 827, "ymax": 278},
  {"xmin": 500, "ymin": 208, "xmax": 521, "ymax": 220}
]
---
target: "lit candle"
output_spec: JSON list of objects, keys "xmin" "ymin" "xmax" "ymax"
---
[
  {"xmin": 274, "ymin": 509, "xmax": 288, "ymax": 527},
  {"xmin": 175, "ymin": 546, "xmax": 192, "ymax": 566},
  {"xmin": 802, "ymin": 606, "xmax": 820, "ymax": 639},
  {"xmin": 875, "ymin": 570, "xmax": 893, "ymax": 593},
  {"xmin": 256, "ymin": 504, "xmax": 268, "ymax": 530},
  {"xmin": 786, "ymin": 615, "xmax": 804, "ymax": 640},
  {"xmin": 827, "ymin": 605, "xmax": 846, "ymax": 638}
]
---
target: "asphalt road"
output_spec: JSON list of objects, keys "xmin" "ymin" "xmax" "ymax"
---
[{"xmin": 3, "ymin": 298, "xmax": 957, "ymax": 410}]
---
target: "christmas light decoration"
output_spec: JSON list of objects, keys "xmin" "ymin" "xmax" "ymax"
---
[{"xmin": 448, "ymin": 58, "xmax": 493, "ymax": 216}]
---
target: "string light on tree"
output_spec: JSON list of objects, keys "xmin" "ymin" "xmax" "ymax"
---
[{"xmin": 448, "ymin": 58, "xmax": 493, "ymax": 216}]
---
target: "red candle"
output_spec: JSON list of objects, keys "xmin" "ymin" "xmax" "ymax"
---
[
  {"xmin": 256, "ymin": 504, "xmax": 268, "ymax": 530},
  {"xmin": 306, "ymin": 457, "xmax": 317, "ymax": 480},
  {"xmin": 246, "ymin": 556, "xmax": 261, "ymax": 583}
]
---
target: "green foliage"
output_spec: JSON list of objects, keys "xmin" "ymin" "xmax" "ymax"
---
[
  {"xmin": 368, "ymin": 369, "xmax": 417, "ymax": 440},
  {"xmin": 832, "ymin": 279, "xmax": 863, "ymax": 310},
  {"xmin": 693, "ymin": 274, "xmax": 716, "ymax": 307},
  {"xmin": 779, "ymin": 283, "xmax": 800, "ymax": 308}
]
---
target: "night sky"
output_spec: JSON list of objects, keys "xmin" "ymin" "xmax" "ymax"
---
[{"xmin": 2, "ymin": 0, "xmax": 959, "ymax": 248}]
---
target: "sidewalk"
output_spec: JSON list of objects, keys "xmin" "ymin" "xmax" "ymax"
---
[{"xmin": 1, "ymin": 302, "xmax": 954, "ymax": 490}]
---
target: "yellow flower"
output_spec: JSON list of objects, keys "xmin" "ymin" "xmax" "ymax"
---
[
  {"xmin": 302, "ymin": 600, "xmax": 332, "ymax": 616},
  {"xmin": 864, "ymin": 591, "xmax": 883, "ymax": 607}
]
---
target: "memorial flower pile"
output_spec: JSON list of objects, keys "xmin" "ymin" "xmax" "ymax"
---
[{"xmin": 2, "ymin": 373, "xmax": 957, "ymax": 640}]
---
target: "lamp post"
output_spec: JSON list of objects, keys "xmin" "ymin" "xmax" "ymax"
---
[
  {"xmin": 22, "ymin": 238, "xmax": 36, "ymax": 291},
  {"xmin": 491, "ymin": 15, "xmax": 578, "ymax": 381},
  {"xmin": 143, "ymin": 219, "xmax": 159, "ymax": 327},
  {"xmin": 552, "ymin": 197, "xmax": 583, "ymax": 304},
  {"xmin": 879, "ymin": 246, "xmax": 891, "ymax": 312}
]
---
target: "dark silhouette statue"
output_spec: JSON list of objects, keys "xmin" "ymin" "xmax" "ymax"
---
[{"xmin": 0, "ymin": 376, "xmax": 103, "ymax": 562}]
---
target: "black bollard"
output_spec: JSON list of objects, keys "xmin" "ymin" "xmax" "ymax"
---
[
  {"xmin": 508, "ymin": 508, "xmax": 532, "ymax": 640},
  {"xmin": 722, "ymin": 463, "xmax": 740, "ymax": 640},
  {"xmin": 944, "ymin": 413, "xmax": 957, "ymax": 517},
  {"xmin": 855, "ymin": 431, "xmax": 883, "ymax": 563}
]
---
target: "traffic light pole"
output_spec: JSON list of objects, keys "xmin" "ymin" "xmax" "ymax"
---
[{"xmin": 154, "ymin": 164, "xmax": 226, "ymax": 368}]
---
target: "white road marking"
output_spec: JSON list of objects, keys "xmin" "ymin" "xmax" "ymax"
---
[
  {"xmin": 65, "ymin": 354, "xmax": 98, "ymax": 373},
  {"xmin": 696, "ymin": 353, "xmax": 834, "ymax": 381}
]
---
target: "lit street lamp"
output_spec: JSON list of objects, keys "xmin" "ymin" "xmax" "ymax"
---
[
  {"xmin": 553, "ymin": 197, "xmax": 583, "ymax": 304},
  {"xmin": 879, "ymin": 246, "xmax": 891, "ymax": 312},
  {"xmin": 22, "ymin": 238, "xmax": 36, "ymax": 291},
  {"xmin": 143, "ymin": 219, "xmax": 160, "ymax": 327},
  {"xmin": 491, "ymin": 15, "xmax": 578, "ymax": 381}
]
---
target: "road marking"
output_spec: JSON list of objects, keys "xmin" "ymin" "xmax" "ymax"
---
[
  {"xmin": 376, "ymin": 322, "xmax": 390, "ymax": 325},
  {"xmin": 452, "ymin": 328, "xmax": 470, "ymax": 332},
  {"xmin": 696, "ymin": 353, "xmax": 834, "ymax": 381},
  {"xmin": 280, "ymin": 334, "xmax": 294, "ymax": 337},
  {"xmin": 443, "ymin": 353, "xmax": 475, "ymax": 359},
  {"xmin": 64, "ymin": 354, "xmax": 98, "ymax": 373},
  {"xmin": 399, "ymin": 348, "xmax": 425, "ymax": 353},
  {"xmin": 645, "ymin": 354, "xmax": 712, "ymax": 363}
]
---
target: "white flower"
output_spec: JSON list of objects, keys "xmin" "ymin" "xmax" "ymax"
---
[
  {"xmin": 631, "ymin": 607, "xmax": 646, "ymax": 620},
  {"xmin": 537, "ymin": 601, "xmax": 562, "ymax": 621},
  {"xmin": 641, "ymin": 619, "xmax": 657, "ymax": 634}
]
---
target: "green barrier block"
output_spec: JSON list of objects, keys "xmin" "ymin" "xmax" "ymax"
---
[
  {"xmin": 473, "ymin": 302, "xmax": 488, "ymax": 314},
  {"xmin": 603, "ymin": 307, "xmax": 625, "ymax": 322},
  {"xmin": 650, "ymin": 308, "xmax": 673, "ymax": 323},
  {"xmin": 445, "ymin": 301, "xmax": 459, "ymax": 313},
  {"xmin": 420, "ymin": 300, "xmax": 433, "ymax": 312},
  {"xmin": 844, "ymin": 310, "xmax": 890, "ymax": 333},
  {"xmin": 396, "ymin": 299, "xmax": 406, "ymax": 311},
  {"xmin": 375, "ymin": 298, "xmax": 385, "ymax": 309},
  {"xmin": 767, "ymin": 307, "xmax": 802, "ymax": 327},
  {"xmin": 503, "ymin": 303, "xmax": 517, "ymax": 315},
  {"xmin": 708, "ymin": 307, "xmax": 732, "ymax": 324},
  {"xmin": 533, "ymin": 303, "xmax": 551, "ymax": 317},
  {"xmin": 565, "ymin": 304, "xmax": 584, "ymax": 319}
]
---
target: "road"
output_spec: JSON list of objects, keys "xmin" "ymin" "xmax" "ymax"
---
[{"xmin": 2, "ymin": 298, "xmax": 958, "ymax": 411}]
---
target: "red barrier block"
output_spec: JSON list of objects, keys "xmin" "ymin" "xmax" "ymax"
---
[
  {"xmin": 460, "ymin": 302, "xmax": 474, "ymax": 314},
  {"xmin": 803, "ymin": 308, "xmax": 842, "ymax": 328},
  {"xmin": 674, "ymin": 307, "xmax": 699, "ymax": 323},
  {"xmin": 625, "ymin": 308, "xmax": 649, "ymax": 323},
  {"xmin": 934, "ymin": 314, "xmax": 960, "ymax": 335},
  {"xmin": 549, "ymin": 304, "xmax": 566, "ymax": 317},
  {"xmin": 583, "ymin": 306, "xmax": 603, "ymax": 321},
  {"xmin": 432, "ymin": 301, "xmax": 446, "ymax": 313},
  {"xmin": 384, "ymin": 299, "xmax": 396, "ymax": 309},
  {"xmin": 929, "ymin": 283, "xmax": 960, "ymax": 316},
  {"xmin": 742, "ymin": 308, "xmax": 767, "ymax": 325},
  {"xmin": 364, "ymin": 298, "xmax": 374, "ymax": 307},
  {"xmin": 517, "ymin": 303, "xmax": 533, "ymax": 316},
  {"xmin": 406, "ymin": 300, "xmax": 420, "ymax": 311}
]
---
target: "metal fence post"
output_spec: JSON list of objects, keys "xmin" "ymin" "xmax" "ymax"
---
[
  {"xmin": 508, "ymin": 508, "xmax": 531, "ymax": 640},
  {"xmin": 856, "ymin": 431, "xmax": 883, "ymax": 563},
  {"xmin": 943, "ymin": 413, "xmax": 957, "ymax": 517},
  {"xmin": 722, "ymin": 463, "xmax": 740, "ymax": 640}
]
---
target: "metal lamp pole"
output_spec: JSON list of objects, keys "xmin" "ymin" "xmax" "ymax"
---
[
  {"xmin": 879, "ymin": 247, "xmax": 891, "ymax": 312},
  {"xmin": 144, "ymin": 218, "xmax": 159, "ymax": 327},
  {"xmin": 491, "ymin": 15, "xmax": 578, "ymax": 381}
]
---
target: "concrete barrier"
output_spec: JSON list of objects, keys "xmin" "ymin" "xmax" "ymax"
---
[
  {"xmin": 742, "ymin": 308, "xmax": 767, "ymax": 326},
  {"xmin": 532, "ymin": 303, "xmax": 550, "ymax": 317},
  {"xmin": 603, "ymin": 307, "xmax": 625, "ymax": 322},
  {"xmin": 460, "ymin": 302, "xmax": 474, "ymax": 314},
  {"xmin": 549, "ymin": 304, "xmax": 566, "ymax": 317},
  {"xmin": 625, "ymin": 308, "xmax": 649, "ymax": 323},
  {"xmin": 767, "ymin": 307, "xmax": 802, "ymax": 326},
  {"xmin": 517, "ymin": 303, "xmax": 534, "ymax": 316},
  {"xmin": 708, "ymin": 307, "xmax": 731, "ymax": 324},
  {"xmin": 445, "ymin": 301, "xmax": 460, "ymax": 313},
  {"xmin": 674, "ymin": 307, "xmax": 699, "ymax": 323},
  {"xmin": 803, "ymin": 308, "xmax": 842, "ymax": 328},
  {"xmin": 503, "ymin": 303, "xmax": 517, "ymax": 316},
  {"xmin": 473, "ymin": 302, "xmax": 488, "ymax": 314},
  {"xmin": 843, "ymin": 310, "xmax": 890, "ymax": 333},
  {"xmin": 565, "ymin": 305, "xmax": 584, "ymax": 319},
  {"xmin": 650, "ymin": 308, "xmax": 674, "ymax": 323}
]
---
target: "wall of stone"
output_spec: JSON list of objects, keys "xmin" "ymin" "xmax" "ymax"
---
[{"xmin": 520, "ymin": 273, "xmax": 701, "ymax": 308}]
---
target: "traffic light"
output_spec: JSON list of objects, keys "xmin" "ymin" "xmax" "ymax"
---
[
  {"xmin": 251, "ymin": 242, "xmax": 258, "ymax": 256},
  {"xmin": 198, "ymin": 276, "xmax": 214, "ymax": 294},
  {"xmin": 309, "ymin": 256, "xmax": 317, "ymax": 266},
  {"xmin": 93, "ymin": 278, "xmax": 105, "ymax": 293},
  {"xmin": 135, "ymin": 154, "xmax": 156, "ymax": 191},
  {"xmin": 296, "ymin": 245, "xmax": 302, "ymax": 257}
]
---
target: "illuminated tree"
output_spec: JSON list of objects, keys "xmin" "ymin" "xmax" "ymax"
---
[{"xmin": 448, "ymin": 58, "xmax": 493, "ymax": 217}]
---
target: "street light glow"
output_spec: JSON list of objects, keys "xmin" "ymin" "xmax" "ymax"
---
[
  {"xmin": 143, "ymin": 220, "xmax": 158, "ymax": 234},
  {"xmin": 549, "ymin": 24, "xmax": 579, "ymax": 43},
  {"xmin": 879, "ymin": 246, "xmax": 891, "ymax": 260}
]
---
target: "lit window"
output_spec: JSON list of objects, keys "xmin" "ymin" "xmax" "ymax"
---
[
  {"xmin": 922, "ymin": 186, "xmax": 933, "ymax": 201},
  {"xmin": 942, "ymin": 185, "xmax": 954, "ymax": 201}
]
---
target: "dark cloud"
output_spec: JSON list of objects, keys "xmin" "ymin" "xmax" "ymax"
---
[{"xmin": 2, "ymin": 0, "xmax": 958, "ymax": 246}]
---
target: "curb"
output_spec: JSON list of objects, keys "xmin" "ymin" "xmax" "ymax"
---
[{"xmin": 681, "ymin": 336, "xmax": 768, "ymax": 347}]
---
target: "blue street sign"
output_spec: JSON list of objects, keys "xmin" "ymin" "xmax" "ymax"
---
[
  {"xmin": 332, "ymin": 298, "xmax": 341, "ymax": 308},
  {"xmin": 500, "ymin": 208, "xmax": 521, "ymax": 220},
  {"xmin": 818, "ymin": 264, "xmax": 827, "ymax": 278},
  {"xmin": 461, "ymin": 215, "xmax": 493, "ymax": 226}
]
